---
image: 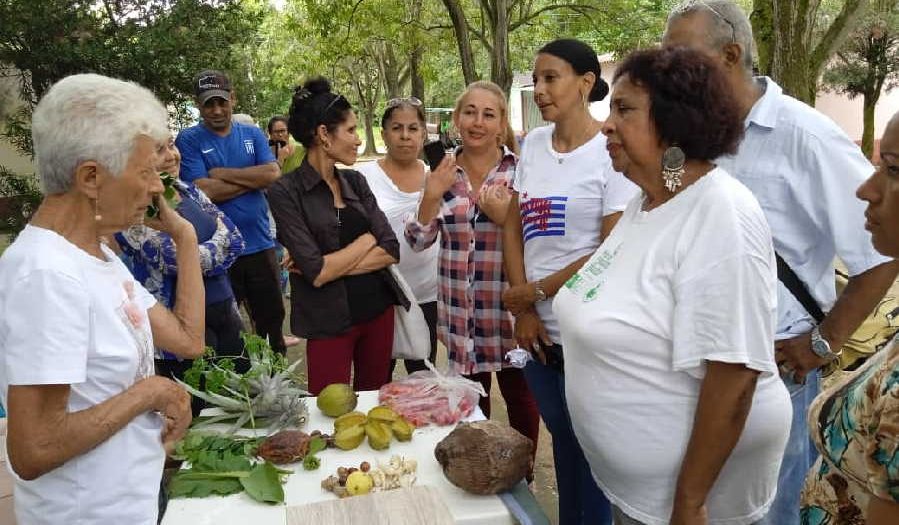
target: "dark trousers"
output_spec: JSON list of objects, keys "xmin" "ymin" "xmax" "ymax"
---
[
  {"xmin": 306, "ymin": 306, "xmax": 395, "ymax": 394},
  {"xmin": 464, "ymin": 367, "xmax": 540, "ymax": 480},
  {"xmin": 389, "ymin": 300, "xmax": 439, "ymax": 378},
  {"xmin": 524, "ymin": 348, "xmax": 611, "ymax": 525},
  {"xmin": 228, "ymin": 248, "xmax": 286, "ymax": 355}
]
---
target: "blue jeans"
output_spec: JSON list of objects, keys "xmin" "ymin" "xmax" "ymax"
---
[
  {"xmin": 523, "ymin": 353, "xmax": 612, "ymax": 525},
  {"xmin": 758, "ymin": 370, "xmax": 820, "ymax": 525}
]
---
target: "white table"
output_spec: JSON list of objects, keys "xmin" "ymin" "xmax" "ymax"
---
[{"xmin": 161, "ymin": 391, "xmax": 515, "ymax": 525}]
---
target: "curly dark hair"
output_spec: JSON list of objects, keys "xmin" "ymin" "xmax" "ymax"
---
[
  {"xmin": 613, "ymin": 46, "xmax": 743, "ymax": 161},
  {"xmin": 288, "ymin": 77, "xmax": 353, "ymax": 148}
]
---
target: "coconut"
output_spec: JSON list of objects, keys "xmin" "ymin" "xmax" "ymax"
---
[{"xmin": 433, "ymin": 420, "xmax": 533, "ymax": 495}]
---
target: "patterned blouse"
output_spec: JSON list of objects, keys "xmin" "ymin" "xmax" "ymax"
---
[
  {"xmin": 405, "ymin": 147, "xmax": 517, "ymax": 375},
  {"xmin": 800, "ymin": 340, "xmax": 899, "ymax": 524},
  {"xmin": 115, "ymin": 180, "xmax": 244, "ymax": 309}
]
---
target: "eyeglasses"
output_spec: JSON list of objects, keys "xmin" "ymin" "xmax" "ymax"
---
[
  {"xmin": 700, "ymin": 1, "xmax": 737, "ymax": 44},
  {"xmin": 386, "ymin": 97, "xmax": 422, "ymax": 108}
]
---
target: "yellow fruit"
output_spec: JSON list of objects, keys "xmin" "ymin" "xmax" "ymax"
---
[
  {"xmin": 333, "ymin": 411, "xmax": 368, "ymax": 433},
  {"xmin": 390, "ymin": 417, "xmax": 415, "ymax": 442},
  {"xmin": 333, "ymin": 424, "xmax": 366, "ymax": 450},
  {"xmin": 367, "ymin": 405, "xmax": 398, "ymax": 423},
  {"xmin": 317, "ymin": 383, "xmax": 358, "ymax": 417},
  {"xmin": 365, "ymin": 420, "xmax": 392, "ymax": 450},
  {"xmin": 346, "ymin": 471, "xmax": 373, "ymax": 496}
]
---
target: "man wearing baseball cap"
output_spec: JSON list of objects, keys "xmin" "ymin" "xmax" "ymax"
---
[{"xmin": 176, "ymin": 69, "xmax": 286, "ymax": 355}]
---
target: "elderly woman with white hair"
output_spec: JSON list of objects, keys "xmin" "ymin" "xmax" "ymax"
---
[{"xmin": 0, "ymin": 74, "xmax": 204, "ymax": 524}]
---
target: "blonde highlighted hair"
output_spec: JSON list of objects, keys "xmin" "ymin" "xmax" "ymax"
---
[{"xmin": 453, "ymin": 80, "xmax": 519, "ymax": 155}]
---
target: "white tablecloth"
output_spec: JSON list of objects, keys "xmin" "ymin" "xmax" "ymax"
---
[{"xmin": 161, "ymin": 391, "xmax": 514, "ymax": 525}]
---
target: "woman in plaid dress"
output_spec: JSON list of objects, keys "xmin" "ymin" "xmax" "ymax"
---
[{"xmin": 406, "ymin": 81, "xmax": 540, "ymax": 466}]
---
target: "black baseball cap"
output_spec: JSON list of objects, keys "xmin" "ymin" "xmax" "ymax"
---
[{"xmin": 194, "ymin": 70, "xmax": 232, "ymax": 105}]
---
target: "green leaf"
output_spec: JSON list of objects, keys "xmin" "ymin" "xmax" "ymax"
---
[
  {"xmin": 239, "ymin": 462, "xmax": 285, "ymax": 504},
  {"xmin": 168, "ymin": 473, "xmax": 243, "ymax": 499},
  {"xmin": 308, "ymin": 436, "xmax": 326, "ymax": 456}
]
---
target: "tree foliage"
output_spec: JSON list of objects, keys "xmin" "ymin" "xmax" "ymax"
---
[{"xmin": 0, "ymin": 0, "xmax": 264, "ymax": 136}]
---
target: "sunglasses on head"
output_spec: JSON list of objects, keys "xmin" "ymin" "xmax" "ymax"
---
[{"xmin": 386, "ymin": 97, "xmax": 423, "ymax": 108}]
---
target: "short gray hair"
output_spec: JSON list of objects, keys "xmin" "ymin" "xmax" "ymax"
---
[
  {"xmin": 31, "ymin": 74, "xmax": 169, "ymax": 195},
  {"xmin": 669, "ymin": 0, "xmax": 755, "ymax": 74}
]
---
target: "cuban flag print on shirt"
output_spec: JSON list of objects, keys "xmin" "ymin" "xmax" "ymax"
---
[{"xmin": 520, "ymin": 191, "xmax": 568, "ymax": 242}]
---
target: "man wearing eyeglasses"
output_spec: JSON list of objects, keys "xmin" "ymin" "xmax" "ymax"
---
[
  {"xmin": 176, "ymin": 69, "xmax": 287, "ymax": 356},
  {"xmin": 662, "ymin": 2, "xmax": 899, "ymax": 524}
]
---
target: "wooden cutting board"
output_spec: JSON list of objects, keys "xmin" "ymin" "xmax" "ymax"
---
[{"xmin": 287, "ymin": 486, "xmax": 454, "ymax": 525}]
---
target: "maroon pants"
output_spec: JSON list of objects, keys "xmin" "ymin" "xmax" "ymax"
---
[
  {"xmin": 465, "ymin": 367, "xmax": 540, "ymax": 467},
  {"xmin": 306, "ymin": 306, "xmax": 394, "ymax": 395}
]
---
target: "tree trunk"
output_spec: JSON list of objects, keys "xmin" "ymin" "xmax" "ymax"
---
[
  {"xmin": 410, "ymin": 46, "xmax": 425, "ymax": 102},
  {"xmin": 362, "ymin": 103, "xmax": 378, "ymax": 156},
  {"xmin": 489, "ymin": 0, "xmax": 513, "ymax": 94},
  {"xmin": 751, "ymin": 0, "xmax": 868, "ymax": 105},
  {"xmin": 409, "ymin": 0, "xmax": 425, "ymax": 102},
  {"xmin": 861, "ymin": 93, "xmax": 877, "ymax": 159},
  {"xmin": 441, "ymin": 0, "xmax": 479, "ymax": 85}
]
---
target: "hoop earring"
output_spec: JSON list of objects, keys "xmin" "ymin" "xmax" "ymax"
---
[{"xmin": 661, "ymin": 145, "xmax": 685, "ymax": 193}]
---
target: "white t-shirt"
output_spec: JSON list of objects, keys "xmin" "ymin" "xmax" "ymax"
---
[
  {"xmin": 513, "ymin": 124, "xmax": 638, "ymax": 342},
  {"xmin": 357, "ymin": 160, "xmax": 439, "ymax": 303},
  {"xmin": 0, "ymin": 225, "xmax": 163, "ymax": 525},
  {"xmin": 554, "ymin": 169, "xmax": 792, "ymax": 525}
]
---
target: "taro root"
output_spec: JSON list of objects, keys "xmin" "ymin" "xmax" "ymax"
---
[
  {"xmin": 256, "ymin": 430, "xmax": 311, "ymax": 464},
  {"xmin": 434, "ymin": 420, "xmax": 533, "ymax": 495}
]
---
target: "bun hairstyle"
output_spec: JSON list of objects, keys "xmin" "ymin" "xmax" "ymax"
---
[
  {"xmin": 538, "ymin": 39, "xmax": 609, "ymax": 102},
  {"xmin": 288, "ymin": 76, "xmax": 353, "ymax": 148}
]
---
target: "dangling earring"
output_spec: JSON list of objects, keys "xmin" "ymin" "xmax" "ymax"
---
[
  {"xmin": 323, "ymin": 140, "xmax": 332, "ymax": 151},
  {"xmin": 93, "ymin": 197, "xmax": 102, "ymax": 222},
  {"xmin": 661, "ymin": 145, "xmax": 686, "ymax": 193}
]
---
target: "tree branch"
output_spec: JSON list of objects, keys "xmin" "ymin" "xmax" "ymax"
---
[
  {"xmin": 509, "ymin": 3, "xmax": 600, "ymax": 31},
  {"xmin": 811, "ymin": 0, "xmax": 868, "ymax": 76}
]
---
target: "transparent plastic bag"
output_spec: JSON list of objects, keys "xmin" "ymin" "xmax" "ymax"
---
[{"xmin": 378, "ymin": 361, "xmax": 487, "ymax": 427}]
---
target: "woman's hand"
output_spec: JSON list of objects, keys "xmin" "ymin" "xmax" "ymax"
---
[
  {"xmin": 138, "ymin": 376, "xmax": 192, "ymax": 451},
  {"xmin": 281, "ymin": 252, "xmax": 302, "ymax": 275},
  {"xmin": 503, "ymin": 282, "xmax": 538, "ymax": 317},
  {"xmin": 477, "ymin": 183, "xmax": 512, "ymax": 224},
  {"xmin": 423, "ymin": 155, "xmax": 457, "ymax": 200},
  {"xmin": 145, "ymin": 194, "xmax": 192, "ymax": 240},
  {"xmin": 670, "ymin": 501, "xmax": 708, "ymax": 525},
  {"xmin": 513, "ymin": 310, "xmax": 552, "ymax": 364}
]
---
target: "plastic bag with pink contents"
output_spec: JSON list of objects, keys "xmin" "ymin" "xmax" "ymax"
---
[{"xmin": 378, "ymin": 362, "xmax": 487, "ymax": 427}]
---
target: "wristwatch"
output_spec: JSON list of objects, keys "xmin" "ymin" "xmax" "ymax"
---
[
  {"xmin": 533, "ymin": 281, "xmax": 547, "ymax": 302},
  {"xmin": 810, "ymin": 326, "xmax": 841, "ymax": 361}
]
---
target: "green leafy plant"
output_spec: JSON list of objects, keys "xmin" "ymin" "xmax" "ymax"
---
[
  {"xmin": 179, "ymin": 333, "xmax": 309, "ymax": 433},
  {"xmin": 302, "ymin": 436, "xmax": 327, "ymax": 471},
  {"xmin": 146, "ymin": 171, "xmax": 180, "ymax": 218},
  {"xmin": 168, "ymin": 431, "xmax": 290, "ymax": 504},
  {"xmin": 0, "ymin": 166, "xmax": 42, "ymax": 239}
]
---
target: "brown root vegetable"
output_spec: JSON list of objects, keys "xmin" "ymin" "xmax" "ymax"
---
[
  {"xmin": 434, "ymin": 420, "xmax": 533, "ymax": 495},
  {"xmin": 256, "ymin": 430, "xmax": 311, "ymax": 464}
]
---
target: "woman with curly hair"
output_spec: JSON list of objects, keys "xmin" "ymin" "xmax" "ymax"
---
[{"xmin": 554, "ymin": 47, "xmax": 791, "ymax": 525}]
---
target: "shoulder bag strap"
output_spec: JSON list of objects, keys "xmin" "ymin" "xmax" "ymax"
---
[{"xmin": 775, "ymin": 251, "xmax": 826, "ymax": 324}]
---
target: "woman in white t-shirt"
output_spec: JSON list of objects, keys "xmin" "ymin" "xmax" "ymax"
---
[
  {"xmin": 502, "ymin": 38, "xmax": 638, "ymax": 525},
  {"xmin": 356, "ymin": 98, "xmax": 440, "ymax": 377},
  {"xmin": 0, "ymin": 74, "xmax": 203, "ymax": 525},
  {"xmin": 554, "ymin": 48, "xmax": 791, "ymax": 525}
]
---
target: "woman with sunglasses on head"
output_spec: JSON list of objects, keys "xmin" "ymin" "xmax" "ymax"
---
[
  {"xmin": 502, "ymin": 39, "xmax": 639, "ymax": 525},
  {"xmin": 406, "ymin": 81, "xmax": 540, "ymax": 469},
  {"xmin": 267, "ymin": 77, "xmax": 404, "ymax": 394},
  {"xmin": 356, "ymin": 97, "xmax": 439, "ymax": 378}
]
